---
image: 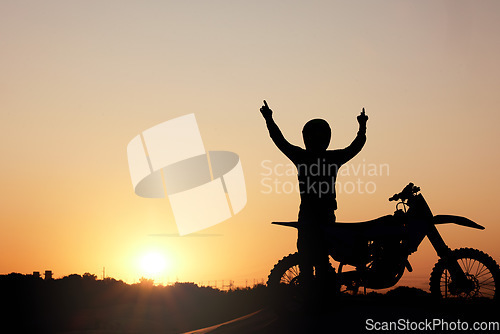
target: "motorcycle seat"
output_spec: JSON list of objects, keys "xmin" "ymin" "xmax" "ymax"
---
[
  {"xmin": 328, "ymin": 215, "xmax": 406, "ymax": 241},
  {"xmin": 272, "ymin": 215, "xmax": 398, "ymax": 230},
  {"xmin": 335, "ymin": 215, "xmax": 396, "ymax": 230}
]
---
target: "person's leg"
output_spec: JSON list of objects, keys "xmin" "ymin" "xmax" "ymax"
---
[
  {"xmin": 297, "ymin": 228, "xmax": 314, "ymax": 298},
  {"xmin": 314, "ymin": 214, "xmax": 336, "ymax": 300},
  {"xmin": 312, "ymin": 230, "xmax": 332, "ymax": 294}
]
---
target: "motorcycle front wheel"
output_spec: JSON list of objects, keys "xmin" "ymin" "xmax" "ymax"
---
[{"xmin": 429, "ymin": 248, "xmax": 500, "ymax": 299}]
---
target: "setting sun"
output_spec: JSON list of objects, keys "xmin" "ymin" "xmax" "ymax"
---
[{"xmin": 140, "ymin": 252, "xmax": 168, "ymax": 277}]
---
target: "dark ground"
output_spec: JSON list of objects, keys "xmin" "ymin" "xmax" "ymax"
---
[
  {"xmin": 1, "ymin": 274, "xmax": 498, "ymax": 334},
  {"xmin": 0, "ymin": 273, "xmax": 266, "ymax": 334},
  {"xmin": 204, "ymin": 291, "xmax": 500, "ymax": 334}
]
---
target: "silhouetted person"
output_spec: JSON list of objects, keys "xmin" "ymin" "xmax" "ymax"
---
[{"xmin": 260, "ymin": 100, "xmax": 368, "ymax": 303}]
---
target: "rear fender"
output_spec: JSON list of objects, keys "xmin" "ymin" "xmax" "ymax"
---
[
  {"xmin": 272, "ymin": 221, "xmax": 300, "ymax": 229},
  {"xmin": 433, "ymin": 215, "xmax": 484, "ymax": 230}
]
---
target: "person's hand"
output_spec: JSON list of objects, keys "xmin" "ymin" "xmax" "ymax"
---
[
  {"xmin": 357, "ymin": 108, "xmax": 368, "ymax": 126},
  {"xmin": 260, "ymin": 100, "xmax": 272, "ymax": 120}
]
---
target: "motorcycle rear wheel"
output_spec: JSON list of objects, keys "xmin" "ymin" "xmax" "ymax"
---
[
  {"xmin": 267, "ymin": 252, "xmax": 341, "ymax": 315},
  {"xmin": 267, "ymin": 253, "xmax": 303, "ymax": 315},
  {"xmin": 429, "ymin": 248, "xmax": 499, "ymax": 299}
]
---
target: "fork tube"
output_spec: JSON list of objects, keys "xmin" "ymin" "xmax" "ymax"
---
[
  {"xmin": 426, "ymin": 224, "xmax": 451, "ymax": 258},
  {"xmin": 427, "ymin": 223, "xmax": 467, "ymax": 281}
]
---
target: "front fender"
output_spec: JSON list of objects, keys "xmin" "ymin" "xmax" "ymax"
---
[{"xmin": 433, "ymin": 215, "xmax": 484, "ymax": 230}]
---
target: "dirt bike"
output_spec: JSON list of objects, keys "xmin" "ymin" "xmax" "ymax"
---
[{"xmin": 267, "ymin": 183, "xmax": 499, "ymax": 312}]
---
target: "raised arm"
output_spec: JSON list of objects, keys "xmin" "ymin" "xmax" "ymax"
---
[
  {"xmin": 338, "ymin": 108, "xmax": 368, "ymax": 164},
  {"xmin": 260, "ymin": 100, "xmax": 299, "ymax": 159}
]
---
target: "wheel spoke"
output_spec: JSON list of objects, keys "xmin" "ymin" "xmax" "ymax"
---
[
  {"xmin": 436, "ymin": 252, "xmax": 498, "ymax": 300},
  {"xmin": 478, "ymin": 283, "xmax": 495, "ymax": 290},
  {"xmin": 465, "ymin": 258, "xmax": 473, "ymax": 274},
  {"xmin": 478, "ymin": 284, "xmax": 495, "ymax": 290},
  {"xmin": 474, "ymin": 266, "xmax": 490, "ymax": 279},
  {"xmin": 476, "ymin": 274, "xmax": 494, "ymax": 283},
  {"xmin": 478, "ymin": 290, "xmax": 495, "ymax": 296},
  {"xmin": 478, "ymin": 277, "xmax": 494, "ymax": 285},
  {"xmin": 473, "ymin": 262, "xmax": 485, "ymax": 277},
  {"xmin": 282, "ymin": 271, "xmax": 292, "ymax": 283},
  {"xmin": 281, "ymin": 265, "xmax": 300, "ymax": 285},
  {"xmin": 466, "ymin": 260, "xmax": 475, "ymax": 274},
  {"xmin": 469, "ymin": 259, "xmax": 477, "ymax": 275},
  {"xmin": 461, "ymin": 258, "xmax": 471, "ymax": 274}
]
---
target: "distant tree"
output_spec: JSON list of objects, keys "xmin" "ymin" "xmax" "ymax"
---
[
  {"xmin": 102, "ymin": 277, "xmax": 125, "ymax": 285},
  {"xmin": 61, "ymin": 273, "xmax": 82, "ymax": 280},
  {"xmin": 83, "ymin": 272, "xmax": 97, "ymax": 281},
  {"xmin": 139, "ymin": 277, "xmax": 154, "ymax": 286},
  {"xmin": 174, "ymin": 282, "xmax": 199, "ymax": 288},
  {"xmin": 4, "ymin": 273, "xmax": 27, "ymax": 280}
]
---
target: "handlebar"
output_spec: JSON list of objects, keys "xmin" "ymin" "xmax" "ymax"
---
[
  {"xmin": 389, "ymin": 182, "xmax": 420, "ymax": 201},
  {"xmin": 388, "ymin": 193, "xmax": 400, "ymax": 202}
]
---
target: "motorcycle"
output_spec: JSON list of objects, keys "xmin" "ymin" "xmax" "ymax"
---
[{"xmin": 267, "ymin": 183, "xmax": 499, "ymax": 311}]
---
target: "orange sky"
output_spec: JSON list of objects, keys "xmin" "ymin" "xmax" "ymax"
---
[{"xmin": 1, "ymin": 1, "xmax": 500, "ymax": 289}]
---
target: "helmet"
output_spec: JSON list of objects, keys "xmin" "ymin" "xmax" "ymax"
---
[{"xmin": 302, "ymin": 119, "xmax": 331, "ymax": 151}]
